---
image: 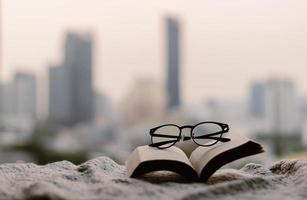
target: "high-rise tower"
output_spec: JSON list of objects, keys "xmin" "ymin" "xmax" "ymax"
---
[
  {"xmin": 249, "ymin": 82, "xmax": 265, "ymax": 119},
  {"xmin": 49, "ymin": 32, "xmax": 93, "ymax": 125},
  {"xmin": 166, "ymin": 17, "xmax": 181, "ymax": 110}
]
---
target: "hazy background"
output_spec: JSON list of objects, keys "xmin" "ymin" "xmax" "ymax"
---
[
  {"xmin": 1, "ymin": 0, "xmax": 307, "ymax": 165},
  {"xmin": 3, "ymin": 0, "xmax": 307, "ymax": 107}
]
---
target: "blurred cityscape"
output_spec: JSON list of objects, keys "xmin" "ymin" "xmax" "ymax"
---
[{"xmin": 1, "ymin": 2, "xmax": 307, "ymax": 165}]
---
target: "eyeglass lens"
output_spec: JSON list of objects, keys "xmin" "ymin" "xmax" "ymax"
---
[{"xmin": 151, "ymin": 125, "xmax": 180, "ymax": 148}]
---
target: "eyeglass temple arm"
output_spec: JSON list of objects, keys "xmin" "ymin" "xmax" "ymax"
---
[
  {"xmin": 150, "ymin": 133, "xmax": 180, "ymax": 138},
  {"xmin": 150, "ymin": 136, "xmax": 230, "ymax": 148},
  {"xmin": 195, "ymin": 136, "xmax": 230, "ymax": 142},
  {"xmin": 184, "ymin": 130, "xmax": 230, "ymax": 142},
  {"xmin": 149, "ymin": 139, "xmax": 178, "ymax": 147},
  {"xmin": 182, "ymin": 135, "xmax": 230, "ymax": 142}
]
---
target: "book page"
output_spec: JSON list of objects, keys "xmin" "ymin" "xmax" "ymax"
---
[
  {"xmin": 175, "ymin": 140, "xmax": 199, "ymax": 157},
  {"xmin": 126, "ymin": 145, "xmax": 194, "ymax": 177},
  {"xmin": 189, "ymin": 135, "xmax": 251, "ymax": 176}
]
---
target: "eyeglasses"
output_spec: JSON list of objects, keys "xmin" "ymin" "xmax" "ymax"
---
[{"xmin": 149, "ymin": 121, "xmax": 230, "ymax": 149}]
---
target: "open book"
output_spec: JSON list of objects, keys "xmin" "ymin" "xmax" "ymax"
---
[{"xmin": 126, "ymin": 135, "xmax": 264, "ymax": 181}]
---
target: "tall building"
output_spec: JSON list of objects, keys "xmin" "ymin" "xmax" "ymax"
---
[
  {"xmin": 166, "ymin": 17, "xmax": 181, "ymax": 110},
  {"xmin": 249, "ymin": 82, "xmax": 265, "ymax": 119},
  {"xmin": 65, "ymin": 33, "xmax": 93, "ymax": 122},
  {"xmin": 49, "ymin": 32, "xmax": 94, "ymax": 125},
  {"xmin": 264, "ymin": 78, "xmax": 299, "ymax": 135},
  {"xmin": 0, "ymin": 0, "xmax": 2, "ymax": 77},
  {"xmin": 49, "ymin": 64, "xmax": 71, "ymax": 124},
  {"xmin": 0, "ymin": 80, "xmax": 16, "ymax": 119},
  {"xmin": 0, "ymin": 72, "xmax": 36, "ymax": 123},
  {"xmin": 14, "ymin": 73, "xmax": 37, "ymax": 120},
  {"xmin": 0, "ymin": 0, "xmax": 2, "ymax": 115}
]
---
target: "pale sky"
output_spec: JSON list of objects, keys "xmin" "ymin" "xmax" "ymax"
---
[{"xmin": 3, "ymin": 0, "xmax": 307, "ymax": 105}]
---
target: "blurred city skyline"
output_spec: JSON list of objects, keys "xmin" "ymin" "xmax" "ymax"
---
[
  {"xmin": 3, "ymin": 0, "xmax": 307, "ymax": 106},
  {"xmin": 2, "ymin": 0, "xmax": 307, "ymax": 164}
]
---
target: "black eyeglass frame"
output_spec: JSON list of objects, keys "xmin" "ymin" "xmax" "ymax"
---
[{"xmin": 149, "ymin": 121, "xmax": 230, "ymax": 149}]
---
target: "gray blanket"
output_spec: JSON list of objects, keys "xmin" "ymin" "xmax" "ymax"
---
[{"xmin": 0, "ymin": 157, "xmax": 305, "ymax": 200}]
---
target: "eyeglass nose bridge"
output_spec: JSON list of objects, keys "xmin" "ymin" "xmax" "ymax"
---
[{"xmin": 180, "ymin": 125, "xmax": 193, "ymax": 141}]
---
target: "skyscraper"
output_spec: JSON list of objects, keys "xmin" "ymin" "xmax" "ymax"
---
[
  {"xmin": 166, "ymin": 17, "xmax": 181, "ymax": 110},
  {"xmin": 65, "ymin": 32, "xmax": 93, "ymax": 123},
  {"xmin": 264, "ymin": 78, "xmax": 299, "ymax": 135},
  {"xmin": 0, "ymin": 0, "xmax": 2, "ymax": 81},
  {"xmin": 49, "ymin": 32, "xmax": 94, "ymax": 125},
  {"xmin": 14, "ymin": 72, "xmax": 37, "ymax": 120},
  {"xmin": 0, "ymin": 79, "xmax": 16, "ymax": 120},
  {"xmin": 49, "ymin": 64, "xmax": 71, "ymax": 124},
  {"xmin": 249, "ymin": 82, "xmax": 265, "ymax": 119},
  {"xmin": 0, "ymin": 72, "xmax": 36, "ymax": 123},
  {"xmin": 0, "ymin": 1, "xmax": 2, "ymax": 122}
]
